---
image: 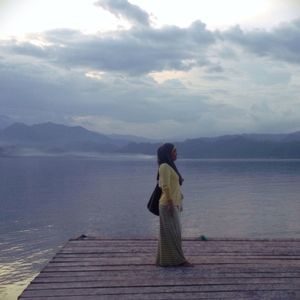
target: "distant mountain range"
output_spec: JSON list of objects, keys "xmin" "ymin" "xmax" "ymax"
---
[
  {"xmin": 0, "ymin": 122, "xmax": 156, "ymax": 156},
  {"xmin": 1, "ymin": 122, "xmax": 300, "ymax": 158},
  {"xmin": 120, "ymin": 132, "xmax": 300, "ymax": 159}
]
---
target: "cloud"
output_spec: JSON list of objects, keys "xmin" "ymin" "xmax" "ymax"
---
[
  {"xmin": 205, "ymin": 64, "xmax": 224, "ymax": 73},
  {"xmin": 0, "ymin": 55, "xmax": 251, "ymax": 138},
  {"xmin": 243, "ymin": 63, "xmax": 291, "ymax": 85},
  {"xmin": 2, "ymin": 16, "xmax": 299, "ymax": 79},
  {"xmin": 224, "ymin": 18, "xmax": 300, "ymax": 64},
  {"xmin": 71, "ymin": 115, "xmax": 185, "ymax": 139},
  {"xmin": 70, "ymin": 99, "xmax": 248, "ymax": 139},
  {"xmin": 0, "ymin": 2, "xmax": 300, "ymax": 138},
  {"xmin": 1, "ymin": 49, "xmax": 299, "ymax": 138},
  {"xmin": 0, "ymin": 20, "xmax": 216, "ymax": 75},
  {"xmin": 249, "ymin": 100, "xmax": 300, "ymax": 133},
  {"xmin": 95, "ymin": 0, "xmax": 150, "ymax": 27}
]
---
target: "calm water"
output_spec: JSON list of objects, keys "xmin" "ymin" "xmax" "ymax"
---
[{"xmin": 1, "ymin": 155, "xmax": 300, "ymax": 299}]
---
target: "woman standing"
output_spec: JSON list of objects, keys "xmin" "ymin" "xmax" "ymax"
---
[{"xmin": 156, "ymin": 143, "xmax": 193, "ymax": 267}]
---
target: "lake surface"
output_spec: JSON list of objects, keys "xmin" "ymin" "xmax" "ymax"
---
[{"xmin": 1, "ymin": 155, "xmax": 300, "ymax": 299}]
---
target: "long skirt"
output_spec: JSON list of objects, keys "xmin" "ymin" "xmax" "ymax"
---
[{"xmin": 156, "ymin": 205, "xmax": 186, "ymax": 267}]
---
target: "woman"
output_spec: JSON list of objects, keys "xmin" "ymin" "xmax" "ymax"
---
[{"xmin": 156, "ymin": 143, "xmax": 193, "ymax": 267}]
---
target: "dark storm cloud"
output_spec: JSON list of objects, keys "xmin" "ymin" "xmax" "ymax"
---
[
  {"xmin": 0, "ymin": 57, "xmax": 227, "ymax": 129},
  {"xmin": 1, "ymin": 1, "xmax": 299, "ymax": 137},
  {"xmin": 4, "ymin": 40, "xmax": 47, "ymax": 58},
  {"xmin": 0, "ymin": 21, "xmax": 215, "ymax": 75},
  {"xmin": 0, "ymin": 59, "xmax": 80, "ymax": 120},
  {"xmin": 95, "ymin": 0, "xmax": 150, "ymax": 27},
  {"xmin": 224, "ymin": 18, "xmax": 300, "ymax": 64},
  {"xmin": 1, "ymin": 16, "xmax": 299, "ymax": 78}
]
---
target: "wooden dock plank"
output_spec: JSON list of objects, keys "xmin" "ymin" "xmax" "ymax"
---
[
  {"xmin": 36, "ymin": 270, "xmax": 300, "ymax": 279},
  {"xmin": 19, "ymin": 286, "xmax": 300, "ymax": 298},
  {"xmin": 18, "ymin": 237, "xmax": 300, "ymax": 300},
  {"xmin": 16, "ymin": 291, "xmax": 299, "ymax": 300}
]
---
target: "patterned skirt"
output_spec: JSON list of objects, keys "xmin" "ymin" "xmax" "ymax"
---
[{"xmin": 156, "ymin": 205, "xmax": 186, "ymax": 267}]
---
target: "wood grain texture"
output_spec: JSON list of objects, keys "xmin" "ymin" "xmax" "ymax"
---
[{"xmin": 18, "ymin": 236, "xmax": 300, "ymax": 300}]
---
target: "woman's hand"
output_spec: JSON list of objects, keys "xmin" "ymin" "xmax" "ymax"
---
[{"xmin": 166, "ymin": 201, "xmax": 174, "ymax": 216}]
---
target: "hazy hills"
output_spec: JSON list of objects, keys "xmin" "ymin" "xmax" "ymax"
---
[
  {"xmin": 120, "ymin": 133, "xmax": 300, "ymax": 159},
  {"xmin": 0, "ymin": 122, "xmax": 154, "ymax": 155},
  {"xmin": 1, "ymin": 122, "xmax": 300, "ymax": 158}
]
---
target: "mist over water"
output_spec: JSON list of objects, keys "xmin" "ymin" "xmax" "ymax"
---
[{"xmin": 1, "ymin": 155, "xmax": 300, "ymax": 299}]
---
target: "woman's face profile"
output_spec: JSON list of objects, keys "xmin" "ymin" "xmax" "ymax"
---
[{"xmin": 171, "ymin": 148, "xmax": 177, "ymax": 161}]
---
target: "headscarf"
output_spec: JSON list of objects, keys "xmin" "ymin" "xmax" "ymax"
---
[{"xmin": 157, "ymin": 143, "xmax": 184, "ymax": 185}]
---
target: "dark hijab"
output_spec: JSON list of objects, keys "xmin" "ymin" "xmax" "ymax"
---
[{"xmin": 157, "ymin": 143, "xmax": 184, "ymax": 185}]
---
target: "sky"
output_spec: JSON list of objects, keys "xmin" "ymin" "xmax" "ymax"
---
[{"xmin": 0, "ymin": 0, "xmax": 300, "ymax": 139}]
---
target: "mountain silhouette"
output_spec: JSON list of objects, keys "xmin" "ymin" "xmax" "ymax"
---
[{"xmin": 1, "ymin": 122, "xmax": 300, "ymax": 158}]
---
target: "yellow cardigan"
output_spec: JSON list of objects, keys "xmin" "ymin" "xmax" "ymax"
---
[{"xmin": 158, "ymin": 163, "xmax": 183, "ymax": 206}]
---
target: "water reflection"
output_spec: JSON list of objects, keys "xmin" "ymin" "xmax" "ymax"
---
[
  {"xmin": 179, "ymin": 159, "xmax": 300, "ymax": 238},
  {"xmin": 1, "ymin": 157, "xmax": 300, "ymax": 299},
  {"xmin": 1, "ymin": 279, "xmax": 34, "ymax": 300}
]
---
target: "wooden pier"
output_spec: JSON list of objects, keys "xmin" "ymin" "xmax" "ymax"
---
[{"xmin": 19, "ymin": 236, "xmax": 300, "ymax": 299}]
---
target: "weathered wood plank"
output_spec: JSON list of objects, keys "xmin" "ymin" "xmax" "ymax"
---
[
  {"xmin": 45, "ymin": 257, "xmax": 300, "ymax": 267},
  {"xmin": 19, "ymin": 283, "xmax": 299, "ymax": 297},
  {"xmin": 42, "ymin": 264, "xmax": 300, "ymax": 274},
  {"xmin": 45, "ymin": 261, "xmax": 299, "ymax": 271},
  {"xmin": 62, "ymin": 243, "xmax": 300, "ymax": 252},
  {"xmin": 18, "ymin": 237, "xmax": 300, "ymax": 300},
  {"xmin": 68, "ymin": 236, "xmax": 300, "ymax": 243},
  {"xmin": 63, "ymin": 241, "xmax": 300, "ymax": 248},
  {"xmin": 19, "ymin": 290, "xmax": 299, "ymax": 300},
  {"xmin": 62, "ymin": 239, "xmax": 300, "ymax": 243},
  {"xmin": 37, "ymin": 270, "xmax": 300, "ymax": 279},
  {"xmin": 61, "ymin": 243, "xmax": 300, "ymax": 249},
  {"xmin": 31, "ymin": 275, "xmax": 300, "ymax": 284},
  {"xmin": 52, "ymin": 254, "xmax": 300, "ymax": 261},
  {"xmin": 64, "ymin": 239, "xmax": 300, "ymax": 245},
  {"xmin": 59, "ymin": 247, "xmax": 300, "ymax": 255},
  {"xmin": 25, "ymin": 276, "xmax": 300, "ymax": 289}
]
